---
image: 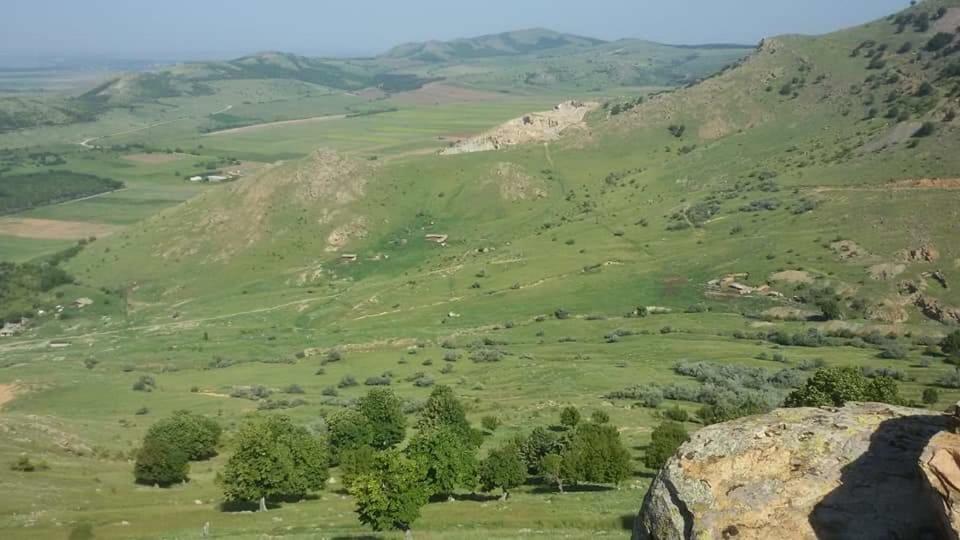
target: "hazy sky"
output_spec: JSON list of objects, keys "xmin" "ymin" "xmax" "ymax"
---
[{"xmin": 2, "ymin": 0, "xmax": 911, "ymax": 59}]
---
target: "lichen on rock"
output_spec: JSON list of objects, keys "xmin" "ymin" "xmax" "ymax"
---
[{"xmin": 633, "ymin": 402, "xmax": 956, "ymax": 540}]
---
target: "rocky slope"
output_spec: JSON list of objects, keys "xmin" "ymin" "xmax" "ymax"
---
[{"xmin": 633, "ymin": 402, "xmax": 960, "ymax": 540}]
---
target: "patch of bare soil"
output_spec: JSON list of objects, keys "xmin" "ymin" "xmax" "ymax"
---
[
  {"xmin": 859, "ymin": 121, "xmax": 922, "ymax": 153},
  {"xmin": 203, "ymin": 114, "xmax": 347, "ymax": 136},
  {"xmin": 769, "ymin": 270, "xmax": 814, "ymax": 284},
  {"xmin": 868, "ymin": 263, "xmax": 906, "ymax": 281},
  {"xmin": 491, "ymin": 163, "xmax": 547, "ymax": 201},
  {"xmin": 0, "ymin": 414, "xmax": 92, "ymax": 455},
  {"xmin": 0, "ymin": 218, "xmax": 120, "ymax": 240},
  {"xmin": 830, "ymin": 240, "xmax": 869, "ymax": 260},
  {"xmin": 326, "ymin": 217, "xmax": 368, "ymax": 252},
  {"xmin": 891, "ymin": 178, "xmax": 960, "ymax": 189},
  {"xmin": 156, "ymin": 149, "xmax": 372, "ymax": 265},
  {"xmin": 899, "ymin": 244, "xmax": 940, "ymax": 263},
  {"xmin": 441, "ymin": 101, "xmax": 599, "ymax": 155},
  {"xmin": 697, "ymin": 116, "xmax": 735, "ymax": 140},
  {"xmin": 0, "ymin": 384, "xmax": 17, "ymax": 410},
  {"xmin": 935, "ymin": 8, "xmax": 960, "ymax": 33},
  {"xmin": 390, "ymin": 83, "xmax": 505, "ymax": 106},
  {"xmin": 122, "ymin": 152, "xmax": 188, "ymax": 164},
  {"xmin": 868, "ymin": 298, "xmax": 911, "ymax": 324}
]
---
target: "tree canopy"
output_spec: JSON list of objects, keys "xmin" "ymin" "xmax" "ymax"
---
[
  {"xmin": 784, "ymin": 366, "xmax": 902, "ymax": 407},
  {"xmin": 143, "ymin": 410, "xmax": 221, "ymax": 461},
  {"xmin": 134, "ymin": 437, "xmax": 189, "ymax": 487},
  {"xmin": 406, "ymin": 426, "xmax": 479, "ymax": 499},
  {"xmin": 350, "ymin": 450, "xmax": 429, "ymax": 535},
  {"xmin": 643, "ymin": 421, "xmax": 689, "ymax": 470},
  {"xmin": 357, "ymin": 389, "xmax": 407, "ymax": 450},
  {"xmin": 478, "ymin": 443, "xmax": 526, "ymax": 499},
  {"xmin": 560, "ymin": 422, "xmax": 632, "ymax": 487},
  {"xmin": 326, "ymin": 409, "xmax": 374, "ymax": 463},
  {"xmin": 218, "ymin": 414, "xmax": 328, "ymax": 511}
]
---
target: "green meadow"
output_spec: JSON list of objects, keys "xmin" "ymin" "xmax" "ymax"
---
[{"xmin": 2, "ymin": 4, "xmax": 960, "ymax": 538}]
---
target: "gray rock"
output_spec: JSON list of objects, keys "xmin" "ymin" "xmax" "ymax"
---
[{"xmin": 633, "ymin": 402, "xmax": 954, "ymax": 540}]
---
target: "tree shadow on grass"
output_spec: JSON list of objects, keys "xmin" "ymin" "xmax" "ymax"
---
[
  {"xmin": 218, "ymin": 493, "xmax": 320, "ymax": 513},
  {"xmin": 809, "ymin": 414, "xmax": 949, "ymax": 539},
  {"xmin": 452, "ymin": 492, "xmax": 502, "ymax": 503},
  {"xmin": 530, "ymin": 483, "xmax": 615, "ymax": 494}
]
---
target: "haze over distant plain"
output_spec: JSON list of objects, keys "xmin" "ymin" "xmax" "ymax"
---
[{"xmin": 1, "ymin": 0, "xmax": 909, "ymax": 59}]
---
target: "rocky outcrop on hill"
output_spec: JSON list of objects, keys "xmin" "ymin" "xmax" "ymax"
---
[
  {"xmin": 440, "ymin": 101, "xmax": 597, "ymax": 155},
  {"xmin": 921, "ymin": 429, "xmax": 960, "ymax": 538},
  {"xmin": 633, "ymin": 402, "xmax": 959, "ymax": 540}
]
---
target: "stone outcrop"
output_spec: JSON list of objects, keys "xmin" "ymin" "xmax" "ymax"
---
[
  {"xmin": 440, "ymin": 101, "xmax": 597, "ymax": 155},
  {"xmin": 633, "ymin": 402, "xmax": 958, "ymax": 540},
  {"xmin": 921, "ymin": 430, "xmax": 960, "ymax": 539}
]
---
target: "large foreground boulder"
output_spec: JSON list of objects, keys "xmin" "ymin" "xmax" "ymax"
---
[{"xmin": 633, "ymin": 402, "xmax": 956, "ymax": 540}]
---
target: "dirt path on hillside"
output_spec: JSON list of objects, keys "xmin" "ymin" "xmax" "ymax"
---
[
  {"xmin": 0, "ymin": 294, "xmax": 342, "ymax": 353},
  {"xmin": 810, "ymin": 178, "xmax": 960, "ymax": 192},
  {"xmin": 0, "ymin": 384, "xmax": 18, "ymax": 411},
  {"xmin": 203, "ymin": 114, "xmax": 348, "ymax": 136},
  {"xmin": 78, "ymin": 104, "xmax": 232, "ymax": 148}
]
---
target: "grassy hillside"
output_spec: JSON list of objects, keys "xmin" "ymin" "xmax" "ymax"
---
[
  {"xmin": 0, "ymin": 30, "xmax": 750, "ymax": 134},
  {"xmin": 383, "ymin": 28, "xmax": 607, "ymax": 62},
  {"xmin": 2, "ymin": 2, "xmax": 960, "ymax": 539}
]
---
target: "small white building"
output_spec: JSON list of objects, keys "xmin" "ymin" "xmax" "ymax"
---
[
  {"xmin": 189, "ymin": 176, "xmax": 204, "ymax": 182},
  {"xmin": 207, "ymin": 175, "xmax": 228, "ymax": 182}
]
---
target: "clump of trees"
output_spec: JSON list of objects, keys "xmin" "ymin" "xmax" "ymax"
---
[
  {"xmin": 218, "ymin": 415, "xmax": 327, "ymax": 512},
  {"xmin": 134, "ymin": 411, "xmax": 222, "ymax": 486},
  {"xmin": 942, "ymin": 330, "xmax": 960, "ymax": 359},
  {"xmin": 182, "ymin": 387, "xmax": 638, "ymax": 536},
  {"xmin": 784, "ymin": 366, "xmax": 902, "ymax": 407}
]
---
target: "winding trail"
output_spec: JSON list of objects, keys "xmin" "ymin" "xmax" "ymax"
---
[
  {"xmin": 202, "ymin": 113, "xmax": 347, "ymax": 137},
  {"xmin": 77, "ymin": 104, "xmax": 233, "ymax": 148}
]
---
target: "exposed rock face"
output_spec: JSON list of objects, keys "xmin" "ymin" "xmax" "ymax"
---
[
  {"xmin": 440, "ymin": 101, "xmax": 597, "ymax": 155},
  {"xmin": 921, "ymin": 430, "xmax": 960, "ymax": 539},
  {"xmin": 633, "ymin": 403, "xmax": 955, "ymax": 540},
  {"xmin": 916, "ymin": 296, "xmax": 960, "ymax": 325}
]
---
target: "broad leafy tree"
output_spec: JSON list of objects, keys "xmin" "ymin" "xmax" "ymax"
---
[
  {"xmin": 357, "ymin": 389, "xmax": 407, "ymax": 450},
  {"xmin": 417, "ymin": 386, "xmax": 469, "ymax": 433},
  {"xmin": 406, "ymin": 426, "xmax": 479, "ymax": 499},
  {"xmin": 350, "ymin": 450, "xmax": 429, "ymax": 539},
  {"xmin": 339, "ymin": 445, "xmax": 377, "ymax": 491},
  {"xmin": 560, "ymin": 422, "xmax": 632, "ymax": 487},
  {"xmin": 643, "ymin": 421, "xmax": 689, "ymax": 470},
  {"xmin": 326, "ymin": 409, "xmax": 374, "ymax": 463},
  {"xmin": 143, "ymin": 410, "xmax": 222, "ymax": 461},
  {"xmin": 943, "ymin": 330, "xmax": 960, "ymax": 358},
  {"xmin": 478, "ymin": 443, "xmax": 526, "ymax": 500},
  {"xmin": 785, "ymin": 366, "xmax": 902, "ymax": 407},
  {"xmin": 518, "ymin": 427, "xmax": 565, "ymax": 474},
  {"xmin": 134, "ymin": 437, "xmax": 189, "ymax": 487},
  {"xmin": 218, "ymin": 414, "xmax": 328, "ymax": 511},
  {"xmin": 540, "ymin": 453, "xmax": 565, "ymax": 493}
]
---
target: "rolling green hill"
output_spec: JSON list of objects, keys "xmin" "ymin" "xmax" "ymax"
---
[
  {"xmin": 382, "ymin": 28, "xmax": 607, "ymax": 62},
  {"xmin": 0, "ymin": 30, "xmax": 750, "ymax": 133},
  {"xmin": 2, "ymin": 2, "xmax": 960, "ymax": 539}
]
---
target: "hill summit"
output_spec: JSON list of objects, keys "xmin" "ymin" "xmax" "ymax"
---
[{"xmin": 381, "ymin": 28, "xmax": 607, "ymax": 62}]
